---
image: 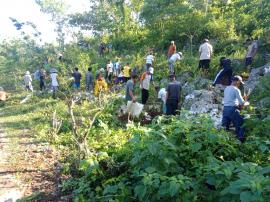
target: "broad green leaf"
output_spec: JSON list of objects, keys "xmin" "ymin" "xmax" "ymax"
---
[
  {"xmin": 240, "ymin": 191, "xmax": 252, "ymax": 202},
  {"xmin": 134, "ymin": 185, "xmax": 146, "ymax": 200},
  {"xmin": 169, "ymin": 181, "xmax": 180, "ymax": 197}
]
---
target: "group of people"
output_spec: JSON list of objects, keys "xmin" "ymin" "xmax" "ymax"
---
[{"xmin": 22, "ymin": 37, "xmax": 258, "ymax": 142}]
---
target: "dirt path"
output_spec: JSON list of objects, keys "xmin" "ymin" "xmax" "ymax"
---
[
  {"xmin": 0, "ymin": 128, "xmax": 24, "ymax": 202},
  {"xmin": 0, "ymin": 121, "xmax": 64, "ymax": 201}
]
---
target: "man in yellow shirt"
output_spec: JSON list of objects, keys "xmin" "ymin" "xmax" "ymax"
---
[
  {"xmin": 123, "ymin": 63, "xmax": 131, "ymax": 82},
  {"xmin": 94, "ymin": 73, "xmax": 108, "ymax": 97}
]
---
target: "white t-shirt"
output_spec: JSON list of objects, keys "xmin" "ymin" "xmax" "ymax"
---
[
  {"xmin": 146, "ymin": 55, "xmax": 154, "ymax": 65},
  {"xmin": 24, "ymin": 75, "xmax": 32, "ymax": 86},
  {"xmin": 199, "ymin": 42, "xmax": 213, "ymax": 60},
  {"xmin": 158, "ymin": 88, "xmax": 167, "ymax": 103},
  {"xmin": 170, "ymin": 53, "xmax": 182, "ymax": 63},
  {"xmin": 107, "ymin": 63, "xmax": 113, "ymax": 73},
  {"xmin": 141, "ymin": 74, "xmax": 151, "ymax": 90},
  {"xmin": 50, "ymin": 73, "xmax": 59, "ymax": 86}
]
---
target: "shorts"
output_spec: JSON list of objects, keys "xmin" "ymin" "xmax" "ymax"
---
[
  {"xmin": 199, "ymin": 59, "xmax": 210, "ymax": 69},
  {"xmin": 73, "ymin": 82, "xmax": 80, "ymax": 88},
  {"xmin": 245, "ymin": 57, "xmax": 253, "ymax": 67}
]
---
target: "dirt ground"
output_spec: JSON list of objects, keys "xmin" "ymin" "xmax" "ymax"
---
[{"xmin": 0, "ymin": 126, "xmax": 67, "ymax": 202}]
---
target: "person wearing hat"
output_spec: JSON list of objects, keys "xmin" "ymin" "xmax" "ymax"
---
[
  {"xmin": 222, "ymin": 75, "xmax": 247, "ymax": 143},
  {"xmin": 168, "ymin": 41, "xmax": 176, "ymax": 59},
  {"xmin": 140, "ymin": 67, "xmax": 154, "ymax": 104},
  {"xmin": 198, "ymin": 38, "xmax": 213, "ymax": 74},
  {"xmin": 24, "ymin": 71, "xmax": 33, "ymax": 92},
  {"xmin": 168, "ymin": 52, "xmax": 183, "ymax": 74},
  {"xmin": 166, "ymin": 74, "xmax": 181, "ymax": 115}
]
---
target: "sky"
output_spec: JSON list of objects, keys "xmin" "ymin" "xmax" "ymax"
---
[{"xmin": 0, "ymin": 0, "xmax": 90, "ymax": 43}]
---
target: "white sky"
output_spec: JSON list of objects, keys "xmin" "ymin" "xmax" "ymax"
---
[{"xmin": 0, "ymin": 0, "xmax": 90, "ymax": 43}]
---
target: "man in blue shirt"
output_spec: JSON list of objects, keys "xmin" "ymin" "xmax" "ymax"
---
[
  {"xmin": 72, "ymin": 67, "xmax": 82, "ymax": 89},
  {"xmin": 222, "ymin": 76, "xmax": 247, "ymax": 142}
]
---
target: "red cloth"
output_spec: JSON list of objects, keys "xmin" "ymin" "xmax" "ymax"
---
[{"xmin": 168, "ymin": 44, "xmax": 176, "ymax": 57}]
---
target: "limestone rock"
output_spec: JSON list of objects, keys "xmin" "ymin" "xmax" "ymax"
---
[
  {"xmin": 244, "ymin": 62, "xmax": 270, "ymax": 92},
  {"xmin": 183, "ymin": 86, "xmax": 224, "ymax": 128}
]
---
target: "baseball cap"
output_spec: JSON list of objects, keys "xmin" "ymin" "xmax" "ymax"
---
[
  {"xmin": 233, "ymin": 75, "xmax": 245, "ymax": 84},
  {"xmin": 171, "ymin": 41, "xmax": 174, "ymax": 44},
  {"xmin": 178, "ymin": 52, "xmax": 183, "ymax": 57},
  {"xmin": 149, "ymin": 67, "xmax": 154, "ymax": 74}
]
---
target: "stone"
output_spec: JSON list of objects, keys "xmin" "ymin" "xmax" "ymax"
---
[
  {"xmin": 244, "ymin": 62, "xmax": 270, "ymax": 92},
  {"xmin": 182, "ymin": 86, "xmax": 224, "ymax": 128}
]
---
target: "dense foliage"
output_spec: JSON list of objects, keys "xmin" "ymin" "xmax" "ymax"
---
[{"xmin": 0, "ymin": 0, "xmax": 270, "ymax": 201}]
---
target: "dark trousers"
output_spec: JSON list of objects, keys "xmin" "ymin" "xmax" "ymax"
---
[
  {"xmin": 166, "ymin": 99, "xmax": 178, "ymax": 115},
  {"xmin": 141, "ymin": 88, "xmax": 149, "ymax": 104},
  {"xmin": 222, "ymin": 106, "xmax": 244, "ymax": 141},
  {"xmin": 40, "ymin": 80, "xmax": 45, "ymax": 91},
  {"xmin": 245, "ymin": 57, "xmax": 253, "ymax": 67},
  {"xmin": 198, "ymin": 59, "xmax": 210, "ymax": 69}
]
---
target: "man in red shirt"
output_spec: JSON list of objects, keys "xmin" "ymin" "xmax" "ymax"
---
[{"xmin": 168, "ymin": 41, "xmax": 176, "ymax": 59}]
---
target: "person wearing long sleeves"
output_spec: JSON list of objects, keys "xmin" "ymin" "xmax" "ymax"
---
[
  {"xmin": 85, "ymin": 67, "xmax": 94, "ymax": 92},
  {"xmin": 213, "ymin": 58, "xmax": 233, "ymax": 86},
  {"xmin": 222, "ymin": 76, "xmax": 247, "ymax": 143},
  {"xmin": 94, "ymin": 73, "xmax": 108, "ymax": 97}
]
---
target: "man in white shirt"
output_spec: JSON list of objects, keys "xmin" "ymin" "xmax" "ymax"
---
[
  {"xmin": 168, "ymin": 52, "xmax": 183, "ymax": 74},
  {"xmin": 106, "ymin": 60, "xmax": 114, "ymax": 83},
  {"xmin": 222, "ymin": 76, "xmax": 247, "ymax": 143},
  {"xmin": 158, "ymin": 87, "xmax": 167, "ymax": 114},
  {"xmin": 50, "ymin": 69, "xmax": 59, "ymax": 99},
  {"xmin": 146, "ymin": 53, "xmax": 154, "ymax": 70},
  {"xmin": 24, "ymin": 71, "xmax": 33, "ymax": 92},
  {"xmin": 198, "ymin": 39, "xmax": 213, "ymax": 74}
]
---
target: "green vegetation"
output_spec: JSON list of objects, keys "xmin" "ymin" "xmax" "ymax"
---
[{"xmin": 0, "ymin": 0, "xmax": 270, "ymax": 201}]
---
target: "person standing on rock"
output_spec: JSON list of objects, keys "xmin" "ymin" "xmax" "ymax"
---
[
  {"xmin": 245, "ymin": 38, "xmax": 258, "ymax": 70},
  {"xmin": 168, "ymin": 41, "xmax": 176, "ymax": 59},
  {"xmin": 140, "ymin": 68, "xmax": 154, "ymax": 105},
  {"xmin": 166, "ymin": 74, "xmax": 181, "ymax": 115},
  {"xmin": 24, "ymin": 71, "xmax": 33, "ymax": 92},
  {"xmin": 126, "ymin": 74, "xmax": 137, "ymax": 102},
  {"xmin": 168, "ymin": 52, "xmax": 183, "ymax": 74},
  {"xmin": 213, "ymin": 58, "xmax": 233, "ymax": 86},
  {"xmin": 198, "ymin": 39, "xmax": 213, "ymax": 75},
  {"xmin": 222, "ymin": 76, "xmax": 247, "ymax": 143}
]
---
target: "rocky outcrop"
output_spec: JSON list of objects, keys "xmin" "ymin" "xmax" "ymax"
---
[
  {"xmin": 244, "ymin": 62, "xmax": 270, "ymax": 92},
  {"xmin": 182, "ymin": 86, "xmax": 224, "ymax": 128}
]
